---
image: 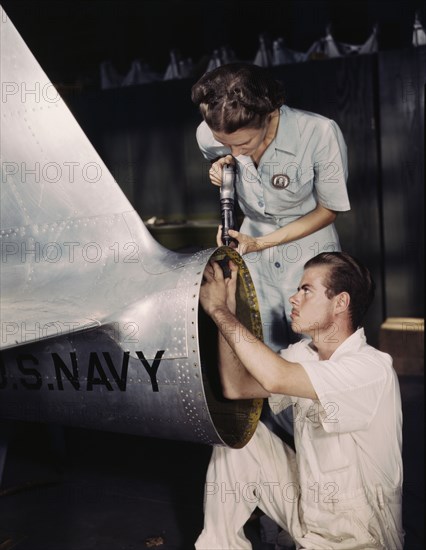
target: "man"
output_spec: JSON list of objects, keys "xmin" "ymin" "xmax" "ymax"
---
[{"xmin": 195, "ymin": 252, "xmax": 403, "ymax": 550}]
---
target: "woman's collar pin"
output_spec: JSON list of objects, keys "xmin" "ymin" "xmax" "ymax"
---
[{"xmin": 271, "ymin": 174, "xmax": 290, "ymax": 189}]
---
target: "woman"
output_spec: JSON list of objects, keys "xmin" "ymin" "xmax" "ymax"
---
[{"xmin": 191, "ymin": 63, "xmax": 350, "ymax": 352}]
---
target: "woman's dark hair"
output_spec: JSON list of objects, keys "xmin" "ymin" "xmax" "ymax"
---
[
  {"xmin": 304, "ymin": 252, "xmax": 376, "ymax": 331},
  {"xmin": 191, "ymin": 63, "xmax": 285, "ymax": 134}
]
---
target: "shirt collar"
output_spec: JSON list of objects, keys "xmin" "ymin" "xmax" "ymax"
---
[
  {"xmin": 330, "ymin": 327, "xmax": 367, "ymax": 359},
  {"xmin": 302, "ymin": 327, "xmax": 367, "ymax": 360},
  {"xmin": 273, "ymin": 105, "xmax": 300, "ymax": 156}
]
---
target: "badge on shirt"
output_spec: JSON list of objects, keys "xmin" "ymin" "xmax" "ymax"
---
[{"xmin": 271, "ymin": 174, "xmax": 290, "ymax": 189}]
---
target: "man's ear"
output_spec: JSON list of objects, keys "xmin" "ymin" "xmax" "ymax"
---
[{"xmin": 335, "ymin": 292, "xmax": 350, "ymax": 314}]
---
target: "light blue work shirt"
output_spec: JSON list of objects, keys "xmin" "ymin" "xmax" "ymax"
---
[{"xmin": 196, "ymin": 105, "xmax": 350, "ymax": 350}]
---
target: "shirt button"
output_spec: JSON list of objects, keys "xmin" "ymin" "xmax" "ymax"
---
[
  {"xmin": 274, "ymin": 262, "xmax": 281, "ymax": 268},
  {"xmin": 258, "ymin": 201, "xmax": 264, "ymax": 207}
]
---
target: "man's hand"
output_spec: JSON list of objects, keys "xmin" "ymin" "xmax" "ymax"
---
[
  {"xmin": 209, "ymin": 155, "xmax": 235, "ymax": 186},
  {"xmin": 200, "ymin": 260, "xmax": 238, "ymax": 317}
]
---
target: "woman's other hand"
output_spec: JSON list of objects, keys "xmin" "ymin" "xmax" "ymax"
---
[{"xmin": 209, "ymin": 155, "xmax": 235, "ymax": 186}]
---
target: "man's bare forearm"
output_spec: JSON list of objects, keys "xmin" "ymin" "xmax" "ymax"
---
[
  {"xmin": 211, "ymin": 306, "xmax": 273, "ymax": 399},
  {"xmin": 211, "ymin": 306, "xmax": 317, "ymax": 400}
]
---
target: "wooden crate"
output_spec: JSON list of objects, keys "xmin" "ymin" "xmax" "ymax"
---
[{"xmin": 379, "ymin": 318, "xmax": 424, "ymax": 376}]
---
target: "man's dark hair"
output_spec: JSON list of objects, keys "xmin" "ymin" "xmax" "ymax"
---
[
  {"xmin": 304, "ymin": 252, "xmax": 375, "ymax": 331},
  {"xmin": 191, "ymin": 63, "xmax": 285, "ymax": 133}
]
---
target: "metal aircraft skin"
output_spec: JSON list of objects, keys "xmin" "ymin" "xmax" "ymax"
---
[{"xmin": 0, "ymin": 6, "xmax": 263, "ymax": 448}]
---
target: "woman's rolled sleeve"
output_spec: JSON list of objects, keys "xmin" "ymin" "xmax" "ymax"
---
[{"xmin": 314, "ymin": 120, "xmax": 350, "ymax": 212}]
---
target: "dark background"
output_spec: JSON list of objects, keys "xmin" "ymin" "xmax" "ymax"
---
[{"xmin": 1, "ymin": 0, "xmax": 425, "ymax": 84}]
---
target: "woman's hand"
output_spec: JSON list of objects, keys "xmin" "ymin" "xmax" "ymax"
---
[
  {"xmin": 229, "ymin": 229, "xmax": 262, "ymax": 255},
  {"xmin": 209, "ymin": 155, "xmax": 235, "ymax": 186},
  {"xmin": 216, "ymin": 225, "xmax": 261, "ymax": 255},
  {"xmin": 216, "ymin": 204, "xmax": 338, "ymax": 254}
]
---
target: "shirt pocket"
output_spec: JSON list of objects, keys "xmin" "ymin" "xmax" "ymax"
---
[
  {"xmin": 307, "ymin": 423, "xmax": 351, "ymax": 473},
  {"xmin": 283, "ymin": 164, "xmax": 315, "ymax": 195},
  {"xmin": 264, "ymin": 165, "xmax": 315, "ymax": 213}
]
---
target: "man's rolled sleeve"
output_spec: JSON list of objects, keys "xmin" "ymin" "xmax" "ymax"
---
[{"xmin": 300, "ymin": 354, "xmax": 389, "ymax": 433}]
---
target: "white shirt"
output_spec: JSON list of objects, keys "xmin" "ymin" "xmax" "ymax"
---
[{"xmin": 269, "ymin": 328, "xmax": 404, "ymax": 548}]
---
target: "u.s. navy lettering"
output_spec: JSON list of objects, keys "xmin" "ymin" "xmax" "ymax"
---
[{"xmin": 0, "ymin": 350, "xmax": 166, "ymax": 392}]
